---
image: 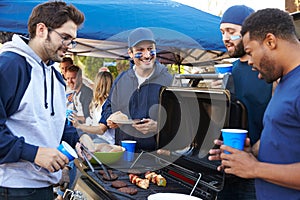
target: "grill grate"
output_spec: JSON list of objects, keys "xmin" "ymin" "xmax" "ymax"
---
[
  {"xmin": 85, "ymin": 167, "xmax": 216, "ymax": 200},
  {"xmin": 82, "ymin": 152, "xmax": 219, "ymax": 200}
]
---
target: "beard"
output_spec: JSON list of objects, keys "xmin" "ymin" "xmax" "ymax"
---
[
  {"xmin": 229, "ymin": 41, "xmax": 246, "ymax": 58},
  {"xmin": 258, "ymin": 53, "xmax": 280, "ymax": 83},
  {"xmin": 44, "ymin": 35, "xmax": 65, "ymax": 63}
]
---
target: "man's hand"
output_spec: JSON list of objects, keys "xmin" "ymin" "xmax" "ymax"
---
[
  {"xmin": 75, "ymin": 142, "xmax": 93, "ymax": 160},
  {"xmin": 220, "ymin": 145, "xmax": 258, "ymax": 179},
  {"xmin": 34, "ymin": 147, "xmax": 69, "ymax": 173},
  {"xmin": 208, "ymin": 137, "xmax": 252, "ymax": 171},
  {"xmin": 132, "ymin": 118, "xmax": 157, "ymax": 134}
]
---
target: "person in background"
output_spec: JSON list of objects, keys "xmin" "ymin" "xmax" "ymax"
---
[
  {"xmin": 100, "ymin": 27, "xmax": 173, "ymax": 152},
  {"xmin": 0, "ymin": 1, "xmax": 84, "ymax": 199},
  {"xmin": 212, "ymin": 8, "xmax": 300, "ymax": 199},
  {"xmin": 72, "ymin": 71, "xmax": 115, "ymax": 144},
  {"xmin": 60, "ymin": 57, "xmax": 74, "ymax": 110},
  {"xmin": 65, "ymin": 65, "xmax": 93, "ymax": 125},
  {"xmin": 212, "ymin": 5, "xmax": 273, "ymax": 200},
  {"xmin": 0, "ymin": 31, "xmax": 14, "ymax": 45},
  {"xmin": 60, "ymin": 56, "xmax": 73, "ymax": 80},
  {"xmin": 99, "ymin": 66, "xmax": 110, "ymax": 72},
  {"xmin": 221, "ymin": 5, "xmax": 273, "ymax": 147}
]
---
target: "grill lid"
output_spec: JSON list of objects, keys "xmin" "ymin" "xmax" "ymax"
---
[{"xmin": 155, "ymin": 86, "xmax": 231, "ymax": 191}]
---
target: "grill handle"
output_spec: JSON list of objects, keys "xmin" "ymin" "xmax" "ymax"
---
[{"xmin": 190, "ymin": 173, "xmax": 202, "ymax": 196}]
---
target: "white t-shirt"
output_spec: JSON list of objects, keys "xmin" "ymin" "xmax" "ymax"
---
[
  {"xmin": 85, "ymin": 100, "xmax": 115, "ymax": 144},
  {"xmin": 133, "ymin": 65, "xmax": 154, "ymax": 87}
]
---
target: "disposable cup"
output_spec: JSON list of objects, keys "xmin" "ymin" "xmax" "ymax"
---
[
  {"xmin": 121, "ymin": 140, "xmax": 136, "ymax": 161},
  {"xmin": 66, "ymin": 109, "xmax": 74, "ymax": 125},
  {"xmin": 214, "ymin": 64, "xmax": 233, "ymax": 74},
  {"xmin": 221, "ymin": 129, "xmax": 247, "ymax": 154},
  {"xmin": 57, "ymin": 141, "xmax": 78, "ymax": 161}
]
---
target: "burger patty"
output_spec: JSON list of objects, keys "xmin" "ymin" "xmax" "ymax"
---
[
  {"xmin": 111, "ymin": 180, "xmax": 127, "ymax": 188},
  {"xmin": 103, "ymin": 172, "xmax": 118, "ymax": 181},
  {"xmin": 117, "ymin": 187, "xmax": 138, "ymax": 195},
  {"xmin": 98, "ymin": 169, "xmax": 113, "ymax": 175}
]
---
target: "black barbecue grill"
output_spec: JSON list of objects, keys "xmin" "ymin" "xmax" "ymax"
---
[
  {"xmin": 72, "ymin": 74, "xmax": 245, "ymax": 200},
  {"xmin": 75, "ymin": 151, "xmax": 223, "ymax": 200}
]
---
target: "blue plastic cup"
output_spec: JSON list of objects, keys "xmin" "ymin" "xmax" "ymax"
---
[
  {"xmin": 221, "ymin": 129, "xmax": 248, "ymax": 154},
  {"xmin": 121, "ymin": 140, "xmax": 136, "ymax": 161},
  {"xmin": 57, "ymin": 141, "xmax": 78, "ymax": 161},
  {"xmin": 214, "ymin": 64, "xmax": 233, "ymax": 74},
  {"xmin": 66, "ymin": 109, "xmax": 74, "ymax": 125}
]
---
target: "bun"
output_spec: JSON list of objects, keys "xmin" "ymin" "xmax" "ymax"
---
[
  {"xmin": 79, "ymin": 134, "xmax": 95, "ymax": 151},
  {"xmin": 109, "ymin": 145, "xmax": 123, "ymax": 152},
  {"xmin": 94, "ymin": 143, "xmax": 124, "ymax": 153},
  {"xmin": 94, "ymin": 143, "xmax": 113, "ymax": 152},
  {"xmin": 108, "ymin": 111, "xmax": 129, "ymax": 121}
]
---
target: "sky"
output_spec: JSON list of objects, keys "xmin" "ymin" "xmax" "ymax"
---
[{"xmin": 173, "ymin": 0, "xmax": 285, "ymax": 16}]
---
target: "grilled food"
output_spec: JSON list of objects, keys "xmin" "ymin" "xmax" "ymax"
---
[
  {"xmin": 145, "ymin": 171, "xmax": 167, "ymax": 187},
  {"xmin": 111, "ymin": 180, "xmax": 127, "ymax": 188},
  {"xmin": 117, "ymin": 187, "xmax": 138, "ymax": 195},
  {"xmin": 128, "ymin": 174, "xmax": 149, "ymax": 189}
]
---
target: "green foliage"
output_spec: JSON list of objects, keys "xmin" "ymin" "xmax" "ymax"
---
[
  {"xmin": 167, "ymin": 64, "xmax": 185, "ymax": 75},
  {"xmin": 74, "ymin": 56, "xmax": 129, "ymax": 81},
  {"xmin": 73, "ymin": 56, "xmax": 182, "ymax": 82}
]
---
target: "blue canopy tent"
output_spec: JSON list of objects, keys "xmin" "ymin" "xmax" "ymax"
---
[{"xmin": 0, "ymin": 0, "xmax": 227, "ymax": 66}]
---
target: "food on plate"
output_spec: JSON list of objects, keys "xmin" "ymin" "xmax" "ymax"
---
[
  {"xmin": 103, "ymin": 172, "xmax": 118, "ymax": 181},
  {"xmin": 129, "ymin": 173, "xmax": 149, "ymax": 189},
  {"xmin": 145, "ymin": 171, "xmax": 167, "ymax": 187},
  {"xmin": 117, "ymin": 187, "xmax": 138, "ymax": 195},
  {"xmin": 95, "ymin": 143, "xmax": 124, "ymax": 153},
  {"xmin": 95, "ymin": 143, "xmax": 113, "ymax": 152},
  {"xmin": 111, "ymin": 180, "xmax": 127, "ymax": 188},
  {"xmin": 109, "ymin": 145, "xmax": 124, "ymax": 152},
  {"xmin": 108, "ymin": 111, "xmax": 129, "ymax": 122}
]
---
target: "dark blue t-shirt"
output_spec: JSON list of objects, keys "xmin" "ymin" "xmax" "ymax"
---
[{"xmin": 256, "ymin": 65, "xmax": 300, "ymax": 199}]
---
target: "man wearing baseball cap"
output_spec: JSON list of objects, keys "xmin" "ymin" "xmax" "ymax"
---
[
  {"xmin": 209, "ymin": 5, "xmax": 273, "ymax": 200},
  {"xmin": 100, "ymin": 27, "xmax": 172, "ymax": 152}
]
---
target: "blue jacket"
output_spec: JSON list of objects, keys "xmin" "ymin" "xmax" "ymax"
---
[
  {"xmin": 100, "ymin": 62, "xmax": 173, "ymax": 151},
  {"xmin": 0, "ymin": 35, "xmax": 78, "ymax": 188}
]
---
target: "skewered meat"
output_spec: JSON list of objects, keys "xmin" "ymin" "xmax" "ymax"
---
[
  {"xmin": 145, "ymin": 171, "xmax": 167, "ymax": 187},
  {"xmin": 128, "ymin": 174, "xmax": 149, "ymax": 189}
]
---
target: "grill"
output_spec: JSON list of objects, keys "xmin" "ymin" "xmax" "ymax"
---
[{"xmin": 73, "ymin": 74, "xmax": 244, "ymax": 200}]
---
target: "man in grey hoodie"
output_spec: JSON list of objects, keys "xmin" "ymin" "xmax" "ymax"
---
[{"xmin": 0, "ymin": 1, "xmax": 84, "ymax": 199}]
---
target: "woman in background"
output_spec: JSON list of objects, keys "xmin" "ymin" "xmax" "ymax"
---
[{"xmin": 71, "ymin": 71, "xmax": 115, "ymax": 144}]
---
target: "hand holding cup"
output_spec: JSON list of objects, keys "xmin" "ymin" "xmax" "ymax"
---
[{"xmin": 221, "ymin": 129, "xmax": 247, "ymax": 154}]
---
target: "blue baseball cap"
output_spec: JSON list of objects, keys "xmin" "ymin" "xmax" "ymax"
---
[{"xmin": 128, "ymin": 27, "xmax": 156, "ymax": 47}]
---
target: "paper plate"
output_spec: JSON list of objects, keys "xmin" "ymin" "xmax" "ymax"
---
[
  {"xmin": 148, "ymin": 193, "xmax": 202, "ymax": 200},
  {"xmin": 111, "ymin": 119, "xmax": 134, "ymax": 124}
]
